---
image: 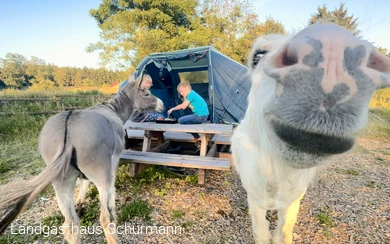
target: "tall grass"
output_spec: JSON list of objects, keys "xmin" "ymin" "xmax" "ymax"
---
[{"xmin": 363, "ymin": 108, "xmax": 390, "ymax": 140}]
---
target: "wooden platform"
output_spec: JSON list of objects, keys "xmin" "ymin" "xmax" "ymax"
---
[
  {"xmin": 120, "ymin": 150, "xmax": 231, "ymax": 171},
  {"xmin": 126, "ymin": 129, "xmax": 232, "ymax": 144},
  {"xmin": 123, "ymin": 122, "xmax": 234, "ymax": 184},
  {"xmin": 126, "ymin": 130, "xmax": 199, "ymax": 143},
  {"xmin": 124, "ymin": 121, "xmax": 233, "ymax": 134},
  {"xmin": 211, "ymin": 134, "xmax": 231, "ymax": 145}
]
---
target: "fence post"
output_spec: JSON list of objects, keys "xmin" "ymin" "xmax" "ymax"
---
[{"xmin": 55, "ymin": 96, "xmax": 60, "ymax": 109}]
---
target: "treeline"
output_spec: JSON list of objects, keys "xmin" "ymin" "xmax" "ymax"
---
[
  {"xmin": 0, "ymin": 53, "xmax": 128, "ymax": 90},
  {"xmin": 89, "ymin": 1, "xmax": 390, "ymax": 69},
  {"xmin": 2, "ymin": 2, "xmax": 390, "ymax": 90}
]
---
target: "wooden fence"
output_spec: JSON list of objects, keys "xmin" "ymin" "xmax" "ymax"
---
[{"xmin": 0, "ymin": 94, "xmax": 114, "ymax": 115}]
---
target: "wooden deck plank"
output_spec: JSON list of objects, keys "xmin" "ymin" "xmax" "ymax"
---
[
  {"xmin": 124, "ymin": 121, "xmax": 233, "ymax": 134},
  {"xmin": 211, "ymin": 134, "xmax": 232, "ymax": 145},
  {"xmin": 126, "ymin": 130, "xmax": 200, "ymax": 143},
  {"xmin": 120, "ymin": 150, "xmax": 230, "ymax": 171}
]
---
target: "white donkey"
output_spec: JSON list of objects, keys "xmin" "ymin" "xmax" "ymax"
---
[
  {"xmin": 0, "ymin": 74, "xmax": 164, "ymax": 244},
  {"xmin": 231, "ymin": 23, "xmax": 390, "ymax": 244}
]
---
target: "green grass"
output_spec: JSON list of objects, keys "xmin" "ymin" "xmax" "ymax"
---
[
  {"xmin": 42, "ymin": 211, "xmax": 65, "ymax": 227},
  {"xmin": 365, "ymin": 181, "xmax": 376, "ymax": 188},
  {"xmin": 132, "ymin": 165, "xmax": 182, "ymax": 185},
  {"xmin": 181, "ymin": 220, "xmax": 196, "ymax": 229},
  {"xmin": 0, "ymin": 232, "xmax": 27, "ymax": 244},
  {"xmin": 0, "ymin": 162, "xmax": 13, "ymax": 174},
  {"xmin": 323, "ymin": 230, "xmax": 331, "ymax": 238},
  {"xmin": 316, "ymin": 211, "xmax": 333, "ymax": 227},
  {"xmin": 80, "ymin": 199, "xmax": 100, "ymax": 227},
  {"xmin": 171, "ymin": 209, "xmax": 184, "ymax": 219},
  {"xmin": 0, "ymin": 89, "xmax": 108, "ymax": 113},
  {"xmin": 185, "ymin": 174, "xmax": 198, "ymax": 184},
  {"xmin": 344, "ymin": 169, "xmax": 360, "ymax": 176},
  {"xmin": 119, "ymin": 199, "xmax": 152, "ymax": 223},
  {"xmin": 363, "ymin": 109, "xmax": 390, "ymax": 139},
  {"xmin": 0, "ymin": 118, "xmax": 45, "ymax": 183},
  {"xmin": 315, "ymin": 210, "xmax": 334, "ymax": 238},
  {"xmin": 153, "ymin": 188, "xmax": 168, "ymax": 197}
]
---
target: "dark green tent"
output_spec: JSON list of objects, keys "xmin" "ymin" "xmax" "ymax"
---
[{"xmin": 120, "ymin": 46, "xmax": 251, "ymax": 124}]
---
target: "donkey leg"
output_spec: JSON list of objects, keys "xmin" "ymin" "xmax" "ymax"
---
[
  {"xmin": 273, "ymin": 192, "xmax": 306, "ymax": 244},
  {"xmin": 94, "ymin": 178, "xmax": 120, "ymax": 244},
  {"xmin": 83, "ymin": 154, "xmax": 120, "ymax": 244},
  {"xmin": 248, "ymin": 196, "xmax": 271, "ymax": 244},
  {"xmin": 75, "ymin": 179, "xmax": 90, "ymax": 209},
  {"xmin": 52, "ymin": 172, "xmax": 81, "ymax": 244}
]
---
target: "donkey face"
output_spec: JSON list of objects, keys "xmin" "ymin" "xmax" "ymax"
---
[
  {"xmin": 250, "ymin": 23, "xmax": 390, "ymax": 168},
  {"xmin": 124, "ymin": 74, "xmax": 164, "ymax": 113}
]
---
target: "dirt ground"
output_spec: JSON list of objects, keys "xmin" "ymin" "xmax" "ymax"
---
[{"xmin": 1, "ymin": 137, "xmax": 389, "ymax": 244}]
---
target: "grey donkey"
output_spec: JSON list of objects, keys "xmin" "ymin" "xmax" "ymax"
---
[{"xmin": 0, "ymin": 73, "xmax": 164, "ymax": 244}]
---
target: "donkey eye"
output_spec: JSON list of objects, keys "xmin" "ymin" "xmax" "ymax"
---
[
  {"xmin": 144, "ymin": 92, "xmax": 150, "ymax": 96},
  {"xmin": 252, "ymin": 49, "xmax": 268, "ymax": 69}
]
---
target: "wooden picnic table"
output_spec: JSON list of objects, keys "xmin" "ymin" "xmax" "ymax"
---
[{"xmin": 121, "ymin": 121, "xmax": 233, "ymax": 184}]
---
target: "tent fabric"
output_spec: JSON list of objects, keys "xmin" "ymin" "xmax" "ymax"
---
[{"xmin": 119, "ymin": 46, "xmax": 252, "ymax": 124}]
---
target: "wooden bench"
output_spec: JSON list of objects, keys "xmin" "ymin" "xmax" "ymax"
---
[
  {"xmin": 123, "ymin": 122, "xmax": 234, "ymax": 184},
  {"xmin": 120, "ymin": 150, "xmax": 231, "ymax": 171},
  {"xmin": 126, "ymin": 130, "xmax": 199, "ymax": 143},
  {"xmin": 211, "ymin": 133, "xmax": 232, "ymax": 145},
  {"xmin": 126, "ymin": 129, "xmax": 232, "ymax": 145}
]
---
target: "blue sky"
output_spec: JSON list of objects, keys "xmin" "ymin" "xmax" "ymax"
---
[{"xmin": 0, "ymin": 0, "xmax": 389, "ymax": 69}]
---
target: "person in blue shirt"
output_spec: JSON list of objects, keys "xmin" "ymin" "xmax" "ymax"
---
[{"xmin": 167, "ymin": 81, "xmax": 209, "ymax": 138}]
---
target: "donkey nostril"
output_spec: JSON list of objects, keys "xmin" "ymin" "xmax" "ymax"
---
[
  {"xmin": 282, "ymin": 49, "xmax": 298, "ymax": 66},
  {"xmin": 275, "ymin": 45, "xmax": 298, "ymax": 67},
  {"xmin": 283, "ymin": 54, "xmax": 298, "ymax": 66}
]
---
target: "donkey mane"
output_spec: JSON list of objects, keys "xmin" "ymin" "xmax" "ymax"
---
[{"xmin": 92, "ymin": 86, "xmax": 135, "ymax": 123}]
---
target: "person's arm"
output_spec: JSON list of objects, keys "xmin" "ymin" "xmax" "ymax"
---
[{"xmin": 168, "ymin": 100, "xmax": 190, "ymax": 115}]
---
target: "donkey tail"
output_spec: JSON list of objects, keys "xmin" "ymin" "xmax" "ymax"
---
[{"xmin": 0, "ymin": 142, "xmax": 74, "ymax": 235}]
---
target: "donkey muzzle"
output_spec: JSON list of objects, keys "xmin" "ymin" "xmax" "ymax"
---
[{"xmin": 271, "ymin": 120, "xmax": 355, "ymax": 155}]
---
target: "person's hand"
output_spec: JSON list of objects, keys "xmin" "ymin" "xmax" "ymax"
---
[{"xmin": 167, "ymin": 109, "xmax": 173, "ymax": 115}]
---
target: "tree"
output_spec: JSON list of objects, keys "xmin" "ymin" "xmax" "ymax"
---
[
  {"xmin": 26, "ymin": 56, "xmax": 48, "ymax": 88},
  {"xmin": 235, "ymin": 16, "xmax": 286, "ymax": 64},
  {"xmin": 53, "ymin": 66, "xmax": 67, "ymax": 87},
  {"xmin": 87, "ymin": 0, "xmax": 199, "ymax": 69},
  {"xmin": 195, "ymin": 0, "xmax": 278, "ymax": 64},
  {"xmin": 0, "ymin": 53, "xmax": 28, "ymax": 88},
  {"xmin": 308, "ymin": 3, "xmax": 361, "ymax": 36},
  {"xmin": 88, "ymin": 0, "xmax": 285, "ymax": 68},
  {"xmin": 378, "ymin": 47, "xmax": 390, "ymax": 58}
]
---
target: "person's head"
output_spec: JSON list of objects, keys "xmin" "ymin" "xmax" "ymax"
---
[
  {"xmin": 140, "ymin": 74, "xmax": 153, "ymax": 89},
  {"xmin": 177, "ymin": 81, "xmax": 192, "ymax": 97}
]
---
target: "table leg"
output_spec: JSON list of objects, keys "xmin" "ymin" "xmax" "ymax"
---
[
  {"xmin": 124, "ymin": 129, "xmax": 131, "ymax": 149},
  {"xmin": 129, "ymin": 133, "xmax": 152, "ymax": 177},
  {"xmin": 198, "ymin": 133, "xmax": 208, "ymax": 184}
]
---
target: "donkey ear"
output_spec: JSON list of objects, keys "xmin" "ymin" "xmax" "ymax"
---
[
  {"xmin": 134, "ymin": 75, "xmax": 143, "ymax": 88},
  {"xmin": 128, "ymin": 73, "xmax": 136, "ymax": 87}
]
